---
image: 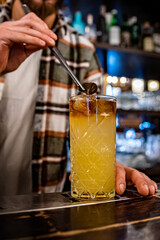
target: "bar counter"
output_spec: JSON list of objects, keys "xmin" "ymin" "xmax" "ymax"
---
[{"xmin": 0, "ymin": 185, "xmax": 160, "ymax": 240}]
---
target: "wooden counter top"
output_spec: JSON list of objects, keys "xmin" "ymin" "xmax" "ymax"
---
[{"xmin": 0, "ymin": 186, "xmax": 160, "ymax": 240}]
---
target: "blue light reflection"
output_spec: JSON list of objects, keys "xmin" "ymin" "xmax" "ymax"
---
[{"xmin": 107, "ymin": 50, "xmax": 121, "ymax": 76}]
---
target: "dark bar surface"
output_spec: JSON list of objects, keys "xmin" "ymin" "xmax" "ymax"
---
[{"xmin": 0, "ymin": 185, "xmax": 160, "ymax": 240}]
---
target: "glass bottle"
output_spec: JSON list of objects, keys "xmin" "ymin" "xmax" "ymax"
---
[
  {"xmin": 72, "ymin": 11, "xmax": 85, "ymax": 35},
  {"xmin": 121, "ymin": 14, "xmax": 131, "ymax": 48},
  {"xmin": 153, "ymin": 22, "xmax": 160, "ymax": 53},
  {"xmin": 109, "ymin": 9, "xmax": 121, "ymax": 46},
  {"xmin": 105, "ymin": 12, "xmax": 112, "ymax": 37},
  {"xmin": 62, "ymin": 5, "xmax": 73, "ymax": 25},
  {"xmin": 141, "ymin": 21, "xmax": 154, "ymax": 52},
  {"xmin": 130, "ymin": 16, "xmax": 139, "ymax": 48},
  {"xmin": 96, "ymin": 5, "xmax": 107, "ymax": 42},
  {"xmin": 85, "ymin": 14, "xmax": 97, "ymax": 42}
]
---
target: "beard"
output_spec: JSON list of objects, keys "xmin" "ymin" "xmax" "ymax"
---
[{"xmin": 24, "ymin": 0, "xmax": 57, "ymax": 20}]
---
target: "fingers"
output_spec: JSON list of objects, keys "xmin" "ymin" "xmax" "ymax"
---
[
  {"xmin": 0, "ymin": 29, "xmax": 46, "ymax": 50},
  {"xmin": 126, "ymin": 167, "xmax": 157, "ymax": 196},
  {"xmin": 8, "ymin": 27, "xmax": 56, "ymax": 47},
  {"xmin": 115, "ymin": 161, "xmax": 126, "ymax": 195},
  {"xmin": 20, "ymin": 12, "xmax": 48, "ymax": 29},
  {"xmin": 116, "ymin": 161, "xmax": 158, "ymax": 196},
  {"xmin": 15, "ymin": 13, "xmax": 57, "ymax": 41},
  {"xmin": 140, "ymin": 173, "xmax": 157, "ymax": 194},
  {"xmin": 0, "ymin": 13, "xmax": 57, "ymax": 48}
]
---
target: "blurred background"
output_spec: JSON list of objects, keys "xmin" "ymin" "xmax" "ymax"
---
[
  {"xmin": 62, "ymin": 0, "xmax": 160, "ymax": 187},
  {"xmin": 0, "ymin": 0, "xmax": 159, "ymax": 185}
]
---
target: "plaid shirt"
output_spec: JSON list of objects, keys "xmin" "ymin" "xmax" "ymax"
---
[{"xmin": 0, "ymin": 0, "xmax": 103, "ymax": 192}]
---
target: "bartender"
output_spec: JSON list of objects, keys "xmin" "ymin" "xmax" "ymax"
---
[{"xmin": 0, "ymin": 0, "xmax": 157, "ymax": 196}]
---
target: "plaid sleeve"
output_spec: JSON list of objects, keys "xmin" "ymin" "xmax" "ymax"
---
[
  {"xmin": 83, "ymin": 50, "xmax": 104, "ymax": 94},
  {"xmin": 0, "ymin": 1, "xmax": 12, "ymax": 22}
]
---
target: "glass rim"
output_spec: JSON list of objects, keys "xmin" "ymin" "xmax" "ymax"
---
[{"xmin": 70, "ymin": 94, "xmax": 117, "ymax": 102}]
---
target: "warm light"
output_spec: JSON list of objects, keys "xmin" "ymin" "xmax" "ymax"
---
[
  {"xmin": 106, "ymin": 84, "xmax": 113, "ymax": 95},
  {"xmin": 104, "ymin": 74, "xmax": 108, "ymax": 82},
  {"xmin": 132, "ymin": 78, "xmax": 144, "ymax": 93},
  {"xmin": 85, "ymin": 26, "xmax": 90, "ymax": 34},
  {"xmin": 106, "ymin": 76, "xmax": 113, "ymax": 83},
  {"xmin": 112, "ymin": 76, "xmax": 118, "ymax": 84},
  {"xmin": 148, "ymin": 80, "xmax": 159, "ymax": 91},
  {"xmin": 112, "ymin": 87, "xmax": 121, "ymax": 96},
  {"xmin": 120, "ymin": 77, "xmax": 127, "ymax": 84}
]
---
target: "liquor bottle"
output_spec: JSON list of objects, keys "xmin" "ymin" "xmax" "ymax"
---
[
  {"xmin": 130, "ymin": 16, "xmax": 139, "ymax": 48},
  {"xmin": 121, "ymin": 14, "xmax": 131, "ymax": 48},
  {"xmin": 141, "ymin": 21, "xmax": 154, "ymax": 52},
  {"xmin": 105, "ymin": 12, "xmax": 112, "ymax": 35},
  {"xmin": 109, "ymin": 9, "xmax": 121, "ymax": 46},
  {"xmin": 153, "ymin": 22, "xmax": 160, "ymax": 53},
  {"xmin": 62, "ymin": 5, "xmax": 73, "ymax": 25},
  {"xmin": 96, "ymin": 5, "xmax": 107, "ymax": 42},
  {"xmin": 85, "ymin": 14, "xmax": 97, "ymax": 42},
  {"xmin": 72, "ymin": 11, "xmax": 85, "ymax": 35}
]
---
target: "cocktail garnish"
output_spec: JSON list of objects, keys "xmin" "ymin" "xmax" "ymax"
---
[{"xmin": 83, "ymin": 83, "xmax": 98, "ymax": 95}]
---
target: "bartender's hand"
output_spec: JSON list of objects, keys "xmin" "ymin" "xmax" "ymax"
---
[
  {"xmin": 0, "ymin": 12, "xmax": 57, "ymax": 75},
  {"xmin": 116, "ymin": 161, "xmax": 157, "ymax": 196}
]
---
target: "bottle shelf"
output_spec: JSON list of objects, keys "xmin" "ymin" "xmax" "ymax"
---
[
  {"xmin": 117, "ymin": 108, "xmax": 160, "ymax": 116},
  {"xmin": 94, "ymin": 41, "xmax": 160, "ymax": 59}
]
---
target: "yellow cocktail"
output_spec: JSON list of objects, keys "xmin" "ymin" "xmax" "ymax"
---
[{"xmin": 69, "ymin": 95, "xmax": 116, "ymax": 200}]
